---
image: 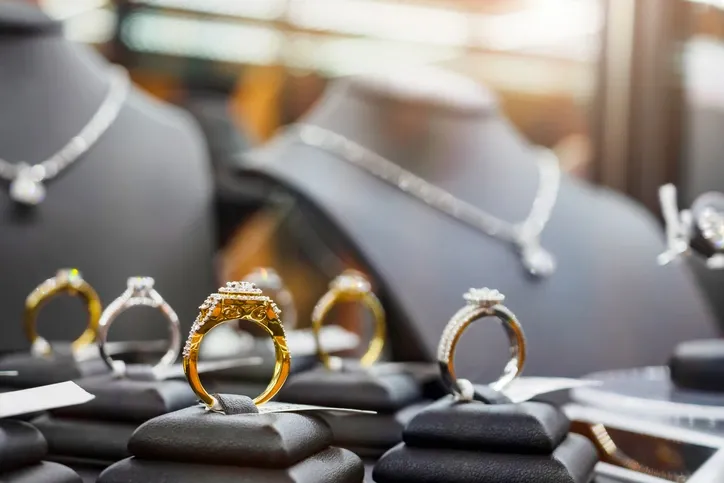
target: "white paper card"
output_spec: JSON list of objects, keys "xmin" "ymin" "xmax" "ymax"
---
[
  {"xmin": 257, "ymin": 401, "xmax": 376, "ymax": 416},
  {"xmin": 501, "ymin": 377, "xmax": 602, "ymax": 404},
  {"xmin": 0, "ymin": 381, "xmax": 94, "ymax": 418}
]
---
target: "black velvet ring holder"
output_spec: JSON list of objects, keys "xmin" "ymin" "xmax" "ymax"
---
[
  {"xmin": 669, "ymin": 339, "xmax": 724, "ymax": 392},
  {"xmin": 98, "ymin": 394, "xmax": 365, "ymax": 483},
  {"xmin": 0, "ymin": 345, "xmax": 109, "ymax": 391},
  {"xmin": 30, "ymin": 364, "xmax": 197, "ymax": 481},
  {"xmin": 278, "ymin": 362, "xmax": 429, "ymax": 459},
  {"xmin": 0, "ymin": 419, "xmax": 81, "ymax": 483},
  {"xmin": 373, "ymin": 396, "xmax": 599, "ymax": 483}
]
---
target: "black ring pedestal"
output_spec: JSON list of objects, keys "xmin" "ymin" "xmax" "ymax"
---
[
  {"xmin": 30, "ymin": 365, "xmax": 197, "ymax": 482},
  {"xmin": 0, "ymin": 419, "xmax": 81, "ymax": 483},
  {"xmin": 98, "ymin": 394, "xmax": 364, "ymax": 483},
  {"xmin": 373, "ymin": 388, "xmax": 599, "ymax": 483},
  {"xmin": 279, "ymin": 362, "xmax": 432, "ymax": 462}
]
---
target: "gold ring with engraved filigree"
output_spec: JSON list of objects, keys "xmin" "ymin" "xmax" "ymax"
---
[
  {"xmin": 312, "ymin": 269, "xmax": 386, "ymax": 370},
  {"xmin": 437, "ymin": 287, "xmax": 526, "ymax": 401},
  {"xmin": 182, "ymin": 281, "xmax": 290, "ymax": 411},
  {"xmin": 24, "ymin": 268, "xmax": 102, "ymax": 356}
]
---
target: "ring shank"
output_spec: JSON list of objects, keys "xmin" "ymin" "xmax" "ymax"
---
[
  {"xmin": 311, "ymin": 289, "xmax": 385, "ymax": 369},
  {"xmin": 24, "ymin": 280, "xmax": 101, "ymax": 354},
  {"xmin": 441, "ymin": 304, "xmax": 526, "ymax": 397}
]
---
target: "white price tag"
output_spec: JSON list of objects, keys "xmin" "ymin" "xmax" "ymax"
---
[
  {"xmin": 257, "ymin": 401, "xmax": 376, "ymax": 416},
  {"xmin": 501, "ymin": 377, "xmax": 601, "ymax": 404},
  {"xmin": 0, "ymin": 381, "xmax": 94, "ymax": 418}
]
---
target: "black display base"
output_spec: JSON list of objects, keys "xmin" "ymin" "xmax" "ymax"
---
[
  {"xmin": 669, "ymin": 339, "xmax": 724, "ymax": 392},
  {"xmin": 99, "ymin": 447, "xmax": 363, "ymax": 483},
  {"xmin": 403, "ymin": 397, "xmax": 570, "ymax": 453},
  {"xmin": 373, "ymin": 435, "xmax": 598, "ymax": 483},
  {"xmin": 0, "ymin": 420, "xmax": 81, "ymax": 483},
  {"xmin": 50, "ymin": 372, "xmax": 197, "ymax": 422},
  {"xmin": 33, "ymin": 372, "xmax": 197, "ymax": 467},
  {"xmin": 279, "ymin": 364, "xmax": 425, "ymax": 458},
  {"xmin": 319, "ymin": 401, "xmax": 429, "ymax": 451},
  {"xmin": 127, "ymin": 399, "xmax": 332, "ymax": 466},
  {"xmin": 0, "ymin": 349, "xmax": 108, "ymax": 389},
  {"xmin": 0, "ymin": 420, "xmax": 47, "ymax": 473},
  {"xmin": 32, "ymin": 415, "xmax": 135, "ymax": 463},
  {"xmin": 0, "ymin": 461, "xmax": 82, "ymax": 483},
  {"xmin": 99, "ymin": 394, "xmax": 364, "ymax": 482},
  {"xmin": 280, "ymin": 365, "xmax": 423, "ymax": 412}
]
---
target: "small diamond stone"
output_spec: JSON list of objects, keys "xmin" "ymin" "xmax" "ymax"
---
[
  {"xmin": 57, "ymin": 268, "xmax": 83, "ymax": 285},
  {"xmin": 128, "ymin": 276, "xmax": 154, "ymax": 291},
  {"xmin": 463, "ymin": 287, "xmax": 505, "ymax": 307},
  {"xmin": 330, "ymin": 269, "xmax": 371, "ymax": 293},
  {"xmin": 218, "ymin": 280, "xmax": 263, "ymax": 294}
]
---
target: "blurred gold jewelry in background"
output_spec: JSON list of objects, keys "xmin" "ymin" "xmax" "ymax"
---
[
  {"xmin": 311, "ymin": 269, "xmax": 385, "ymax": 370},
  {"xmin": 24, "ymin": 268, "xmax": 102, "ymax": 357}
]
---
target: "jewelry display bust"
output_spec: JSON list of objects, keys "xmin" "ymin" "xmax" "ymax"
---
[
  {"xmin": 0, "ymin": 2, "xmax": 215, "ymax": 353},
  {"xmin": 239, "ymin": 66, "xmax": 716, "ymax": 378}
]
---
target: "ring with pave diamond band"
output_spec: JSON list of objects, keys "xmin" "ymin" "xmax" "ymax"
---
[
  {"xmin": 437, "ymin": 288, "xmax": 526, "ymax": 401},
  {"xmin": 312, "ymin": 269, "xmax": 386, "ymax": 370},
  {"xmin": 183, "ymin": 281, "xmax": 290, "ymax": 411},
  {"xmin": 24, "ymin": 269, "xmax": 102, "ymax": 357},
  {"xmin": 97, "ymin": 277, "xmax": 180, "ymax": 375}
]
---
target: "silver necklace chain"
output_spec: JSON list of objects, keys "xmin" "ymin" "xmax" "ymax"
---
[
  {"xmin": 294, "ymin": 123, "xmax": 561, "ymax": 277},
  {"xmin": 1, "ymin": 67, "xmax": 130, "ymax": 206}
]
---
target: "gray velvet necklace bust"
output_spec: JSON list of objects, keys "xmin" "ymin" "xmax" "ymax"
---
[{"xmin": 0, "ymin": 3, "xmax": 216, "ymax": 353}]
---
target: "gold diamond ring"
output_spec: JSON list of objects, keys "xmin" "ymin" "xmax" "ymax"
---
[
  {"xmin": 24, "ymin": 268, "xmax": 102, "ymax": 356},
  {"xmin": 182, "ymin": 281, "xmax": 290, "ymax": 411},
  {"xmin": 437, "ymin": 288, "xmax": 526, "ymax": 401},
  {"xmin": 311, "ymin": 269, "xmax": 385, "ymax": 370}
]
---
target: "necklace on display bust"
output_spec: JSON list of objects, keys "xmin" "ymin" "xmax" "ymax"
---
[
  {"xmin": 294, "ymin": 123, "xmax": 561, "ymax": 278},
  {"xmin": 0, "ymin": 67, "xmax": 130, "ymax": 206}
]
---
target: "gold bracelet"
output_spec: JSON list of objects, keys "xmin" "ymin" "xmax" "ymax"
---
[
  {"xmin": 182, "ymin": 281, "xmax": 291, "ymax": 411},
  {"xmin": 24, "ymin": 268, "xmax": 102, "ymax": 356},
  {"xmin": 311, "ymin": 270, "xmax": 385, "ymax": 370}
]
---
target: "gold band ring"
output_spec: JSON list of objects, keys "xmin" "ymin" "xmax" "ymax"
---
[
  {"xmin": 311, "ymin": 270, "xmax": 385, "ymax": 370},
  {"xmin": 437, "ymin": 288, "xmax": 526, "ymax": 401},
  {"xmin": 182, "ymin": 281, "xmax": 290, "ymax": 411},
  {"xmin": 24, "ymin": 268, "xmax": 102, "ymax": 356}
]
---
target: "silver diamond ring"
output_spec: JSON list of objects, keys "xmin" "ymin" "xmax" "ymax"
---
[
  {"xmin": 437, "ymin": 288, "xmax": 526, "ymax": 401},
  {"xmin": 97, "ymin": 277, "xmax": 180, "ymax": 376}
]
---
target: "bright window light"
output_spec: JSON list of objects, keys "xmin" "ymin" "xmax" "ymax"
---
[
  {"xmin": 39, "ymin": 0, "xmax": 109, "ymax": 20},
  {"xmin": 130, "ymin": 0, "xmax": 286, "ymax": 21},
  {"xmin": 122, "ymin": 12, "xmax": 282, "ymax": 65},
  {"xmin": 474, "ymin": 0, "xmax": 602, "ymax": 55},
  {"xmin": 287, "ymin": 0, "xmax": 470, "ymax": 47},
  {"xmin": 284, "ymin": 36, "xmax": 462, "ymax": 76}
]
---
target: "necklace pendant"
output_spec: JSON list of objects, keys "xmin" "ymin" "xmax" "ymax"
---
[
  {"xmin": 519, "ymin": 240, "xmax": 556, "ymax": 278},
  {"xmin": 10, "ymin": 164, "xmax": 46, "ymax": 206}
]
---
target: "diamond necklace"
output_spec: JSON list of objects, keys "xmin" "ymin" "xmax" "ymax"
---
[
  {"xmin": 295, "ymin": 123, "xmax": 561, "ymax": 278},
  {"xmin": 0, "ymin": 67, "xmax": 130, "ymax": 206}
]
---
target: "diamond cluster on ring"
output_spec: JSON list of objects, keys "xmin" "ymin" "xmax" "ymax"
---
[
  {"xmin": 218, "ymin": 281, "xmax": 263, "ymax": 295},
  {"xmin": 128, "ymin": 276, "xmax": 154, "ymax": 293},
  {"xmin": 330, "ymin": 270, "xmax": 371, "ymax": 293},
  {"xmin": 437, "ymin": 288, "xmax": 506, "ymax": 363},
  {"xmin": 182, "ymin": 281, "xmax": 280, "ymax": 358},
  {"xmin": 463, "ymin": 287, "xmax": 505, "ymax": 307},
  {"xmin": 56, "ymin": 268, "xmax": 83, "ymax": 286}
]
